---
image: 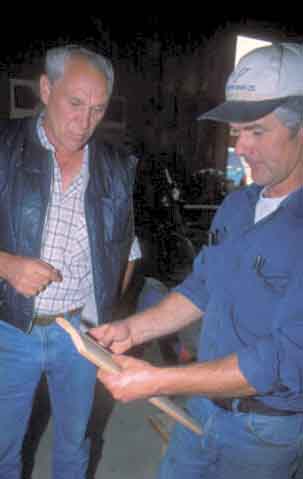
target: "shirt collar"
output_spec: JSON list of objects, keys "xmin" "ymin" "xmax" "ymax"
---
[
  {"xmin": 37, "ymin": 113, "xmax": 55, "ymax": 152},
  {"xmin": 246, "ymin": 182, "xmax": 303, "ymax": 218},
  {"xmin": 36, "ymin": 113, "xmax": 90, "ymax": 185}
]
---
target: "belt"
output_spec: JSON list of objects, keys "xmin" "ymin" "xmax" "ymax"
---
[
  {"xmin": 33, "ymin": 307, "xmax": 83, "ymax": 327},
  {"xmin": 211, "ymin": 397, "xmax": 297, "ymax": 416}
]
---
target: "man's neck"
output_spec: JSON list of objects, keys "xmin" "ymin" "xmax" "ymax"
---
[{"xmin": 56, "ymin": 150, "xmax": 84, "ymax": 192}]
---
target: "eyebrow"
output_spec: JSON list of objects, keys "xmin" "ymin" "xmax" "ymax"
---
[
  {"xmin": 244, "ymin": 124, "xmax": 264, "ymax": 131},
  {"xmin": 70, "ymin": 96, "xmax": 108, "ymax": 108},
  {"xmin": 230, "ymin": 123, "xmax": 266, "ymax": 132}
]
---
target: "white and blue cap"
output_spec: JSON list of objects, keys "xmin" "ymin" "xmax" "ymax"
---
[{"xmin": 198, "ymin": 43, "xmax": 303, "ymax": 123}]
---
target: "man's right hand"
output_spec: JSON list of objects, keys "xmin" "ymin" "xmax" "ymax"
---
[
  {"xmin": 0, "ymin": 252, "xmax": 62, "ymax": 297},
  {"xmin": 89, "ymin": 320, "xmax": 134, "ymax": 354}
]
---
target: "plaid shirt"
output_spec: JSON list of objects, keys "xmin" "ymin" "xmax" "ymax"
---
[
  {"xmin": 35, "ymin": 117, "xmax": 92, "ymax": 314},
  {"xmin": 35, "ymin": 117, "xmax": 141, "ymax": 316}
]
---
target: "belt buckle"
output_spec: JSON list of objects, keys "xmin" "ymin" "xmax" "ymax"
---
[
  {"xmin": 33, "ymin": 313, "xmax": 58, "ymax": 327},
  {"xmin": 33, "ymin": 307, "xmax": 82, "ymax": 328}
]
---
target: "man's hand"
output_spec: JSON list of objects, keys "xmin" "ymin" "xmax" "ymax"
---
[
  {"xmin": 0, "ymin": 252, "xmax": 62, "ymax": 297},
  {"xmin": 89, "ymin": 320, "xmax": 134, "ymax": 354},
  {"xmin": 97, "ymin": 354, "xmax": 160, "ymax": 402}
]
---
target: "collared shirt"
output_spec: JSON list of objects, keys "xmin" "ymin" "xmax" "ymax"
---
[
  {"xmin": 255, "ymin": 187, "xmax": 287, "ymax": 223},
  {"xmin": 35, "ymin": 116, "xmax": 92, "ymax": 314},
  {"xmin": 176, "ymin": 184, "xmax": 303, "ymax": 412},
  {"xmin": 35, "ymin": 116, "xmax": 141, "ymax": 315}
]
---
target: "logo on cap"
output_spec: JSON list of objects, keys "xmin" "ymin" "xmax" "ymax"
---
[{"xmin": 231, "ymin": 67, "xmax": 251, "ymax": 83}]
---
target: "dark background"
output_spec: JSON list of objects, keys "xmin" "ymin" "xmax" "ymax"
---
[{"xmin": 1, "ymin": 10, "xmax": 301, "ymax": 63}]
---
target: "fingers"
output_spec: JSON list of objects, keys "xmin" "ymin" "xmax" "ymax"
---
[
  {"xmin": 3, "ymin": 254, "xmax": 63, "ymax": 297},
  {"xmin": 48, "ymin": 266, "xmax": 63, "ymax": 283},
  {"xmin": 32, "ymin": 262, "xmax": 62, "ymax": 295},
  {"xmin": 89, "ymin": 322, "xmax": 132, "ymax": 353},
  {"xmin": 109, "ymin": 354, "xmax": 134, "ymax": 369},
  {"xmin": 39, "ymin": 261, "xmax": 62, "ymax": 283},
  {"xmin": 32, "ymin": 271, "xmax": 61, "ymax": 297},
  {"xmin": 110, "ymin": 340, "xmax": 132, "ymax": 355},
  {"xmin": 35, "ymin": 279, "xmax": 51, "ymax": 296},
  {"xmin": 89, "ymin": 325, "xmax": 116, "ymax": 349},
  {"xmin": 112, "ymin": 354, "xmax": 150, "ymax": 371},
  {"xmin": 25, "ymin": 264, "xmax": 62, "ymax": 297},
  {"xmin": 97, "ymin": 354, "xmax": 157, "ymax": 402},
  {"xmin": 23, "ymin": 280, "xmax": 50, "ymax": 297}
]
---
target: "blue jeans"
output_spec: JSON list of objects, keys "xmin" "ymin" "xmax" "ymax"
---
[
  {"xmin": 0, "ymin": 315, "xmax": 96, "ymax": 479},
  {"xmin": 136, "ymin": 277, "xmax": 168, "ymax": 312},
  {"xmin": 157, "ymin": 396, "xmax": 303, "ymax": 479}
]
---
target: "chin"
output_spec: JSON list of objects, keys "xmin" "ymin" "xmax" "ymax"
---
[
  {"xmin": 67, "ymin": 139, "xmax": 86, "ymax": 152},
  {"xmin": 251, "ymin": 172, "xmax": 268, "ymax": 187},
  {"xmin": 254, "ymin": 180, "xmax": 266, "ymax": 187}
]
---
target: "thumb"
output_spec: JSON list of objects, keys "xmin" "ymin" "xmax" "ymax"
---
[{"xmin": 111, "ymin": 354, "xmax": 132, "ymax": 369}]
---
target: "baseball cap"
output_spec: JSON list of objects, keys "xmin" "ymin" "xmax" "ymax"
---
[{"xmin": 198, "ymin": 43, "xmax": 303, "ymax": 123}]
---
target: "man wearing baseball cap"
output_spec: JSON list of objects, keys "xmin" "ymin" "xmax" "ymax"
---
[{"xmin": 91, "ymin": 43, "xmax": 303, "ymax": 478}]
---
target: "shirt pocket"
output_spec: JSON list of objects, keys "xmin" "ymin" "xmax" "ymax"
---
[
  {"xmin": 254, "ymin": 264, "xmax": 290, "ymax": 295},
  {"xmin": 231, "ymin": 255, "xmax": 292, "ymax": 339}
]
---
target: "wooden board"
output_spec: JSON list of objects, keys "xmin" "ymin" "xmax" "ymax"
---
[{"xmin": 56, "ymin": 317, "xmax": 202, "ymax": 436}]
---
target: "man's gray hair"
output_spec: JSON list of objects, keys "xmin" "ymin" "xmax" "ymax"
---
[
  {"xmin": 45, "ymin": 44, "xmax": 114, "ymax": 98},
  {"xmin": 274, "ymin": 97, "xmax": 303, "ymax": 137}
]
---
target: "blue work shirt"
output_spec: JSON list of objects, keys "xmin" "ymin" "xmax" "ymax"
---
[{"xmin": 175, "ymin": 183, "xmax": 303, "ymax": 412}]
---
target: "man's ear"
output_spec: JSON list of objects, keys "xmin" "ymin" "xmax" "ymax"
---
[{"xmin": 39, "ymin": 75, "xmax": 51, "ymax": 106}]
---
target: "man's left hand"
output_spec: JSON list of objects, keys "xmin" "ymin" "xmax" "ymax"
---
[{"xmin": 97, "ymin": 355, "xmax": 161, "ymax": 402}]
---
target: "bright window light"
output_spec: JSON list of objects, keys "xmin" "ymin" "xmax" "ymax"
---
[{"xmin": 235, "ymin": 35, "xmax": 272, "ymax": 66}]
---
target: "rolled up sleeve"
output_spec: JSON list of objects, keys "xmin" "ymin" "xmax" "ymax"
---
[{"xmin": 174, "ymin": 248, "xmax": 209, "ymax": 313}]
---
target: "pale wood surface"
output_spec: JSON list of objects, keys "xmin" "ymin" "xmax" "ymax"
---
[{"xmin": 56, "ymin": 317, "xmax": 202, "ymax": 436}]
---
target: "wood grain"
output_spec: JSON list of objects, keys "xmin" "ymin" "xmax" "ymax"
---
[{"xmin": 56, "ymin": 317, "xmax": 202, "ymax": 436}]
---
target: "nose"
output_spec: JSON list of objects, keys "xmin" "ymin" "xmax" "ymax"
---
[
  {"xmin": 234, "ymin": 132, "xmax": 255, "ymax": 159},
  {"xmin": 78, "ymin": 109, "xmax": 92, "ymax": 131}
]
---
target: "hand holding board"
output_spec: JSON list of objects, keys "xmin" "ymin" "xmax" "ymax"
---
[{"xmin": 56, "ymin": 317, "xmax": 202, "ymax": 436}]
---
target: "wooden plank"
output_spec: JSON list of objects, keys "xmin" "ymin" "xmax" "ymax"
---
[{"xmin": 56, "ymin": 317, "xmax": 202, "ymax": 436}]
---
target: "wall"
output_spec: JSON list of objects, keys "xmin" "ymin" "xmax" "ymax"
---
[
  {"xmin": 0, "ymin": 23, "xmax": 297, "ymax": 178},
  {"xmin": 124, "ymin": 31, "xmax": 237, "ymax": 178}
]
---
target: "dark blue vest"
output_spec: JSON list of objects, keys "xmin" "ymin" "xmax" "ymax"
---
[{"xmin": 0, "ymin": 118, "xmax": 136, "ymax": 332}]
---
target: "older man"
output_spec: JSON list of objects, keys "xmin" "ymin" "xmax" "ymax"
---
[
  {"xmin": 0, "ymin": 45, "xmax": 137, "ymax": 478},
  {"xmin": 92, "ymin": 43, "xmax": 303, "ymax": 478}
]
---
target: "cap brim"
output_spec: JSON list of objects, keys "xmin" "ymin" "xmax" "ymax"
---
[{"xmin": 198, "ymin": 97, "xmax": 291, "ymax": 123}]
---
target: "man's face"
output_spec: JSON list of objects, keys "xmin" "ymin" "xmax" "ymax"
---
[
  {"xmin": 231, "ymin": 113, "xmax": 303, "ymax": 197},
  {"xmin": 40, "ymin": 56, "xmax": 109, "ymax": 154}
]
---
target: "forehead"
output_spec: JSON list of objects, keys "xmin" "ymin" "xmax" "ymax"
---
[{"xmin": 57, "ymin": 56, "xmax": 108, "ymax": 97}]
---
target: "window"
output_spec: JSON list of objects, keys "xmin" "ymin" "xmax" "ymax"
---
[
  {"xmin": 235, "ymin": 35, "xmax": 271, "ymax": 66},
  {"xmin": 9, "ymin": 78, "xmax": 40, "ymax": 119}
]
